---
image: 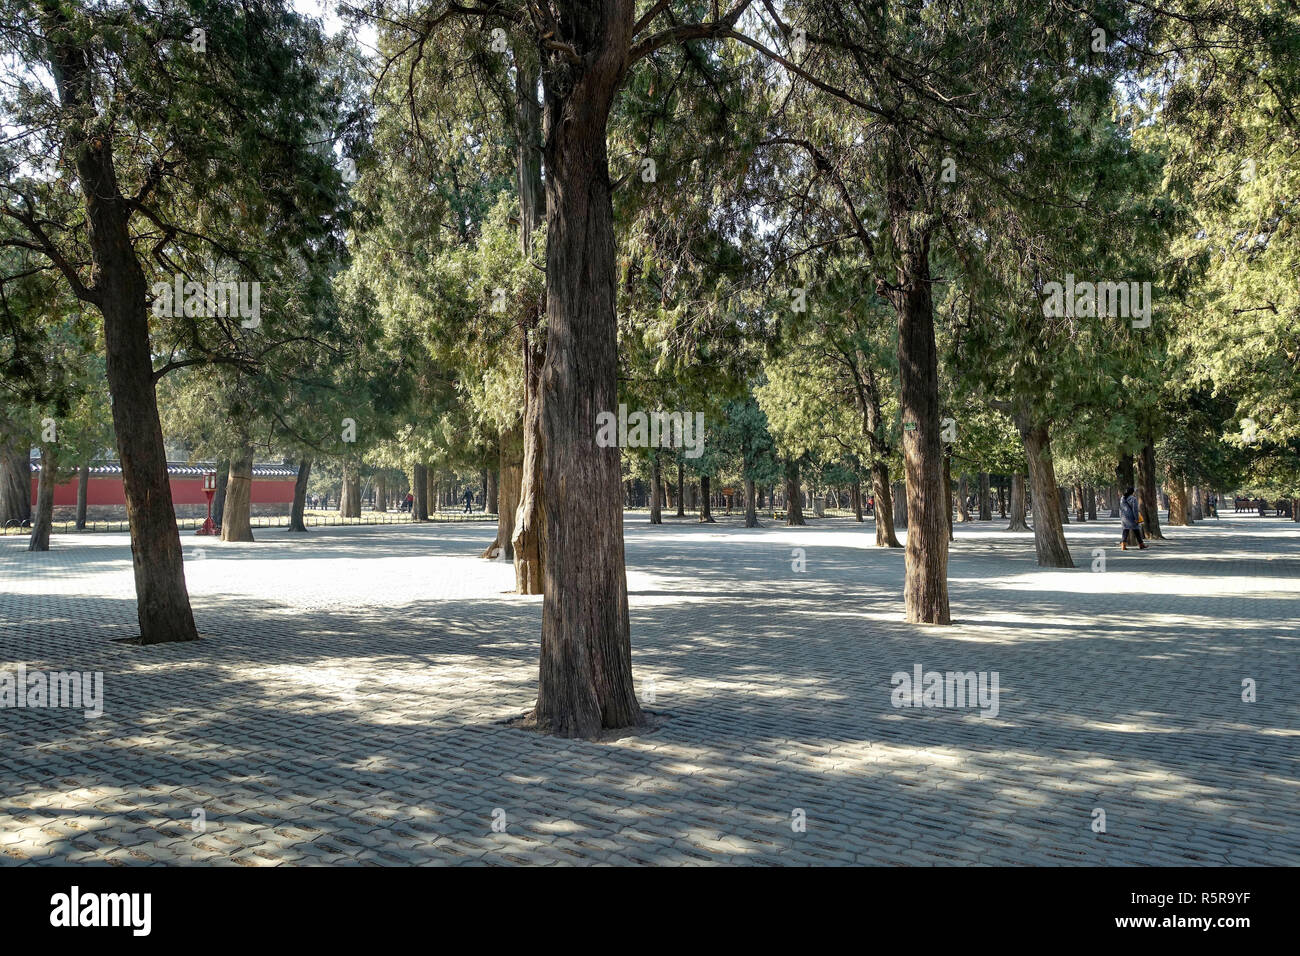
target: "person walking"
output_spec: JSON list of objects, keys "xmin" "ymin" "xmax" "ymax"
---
[
  {"xmin": 463, "ymin": 487, "xmax": 474, "ymax": 513},
  {"xmin": 1120, "ymin": 486, "xmax": 1147, "ymax": 550}
]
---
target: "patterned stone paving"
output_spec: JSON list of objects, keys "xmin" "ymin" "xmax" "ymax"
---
[{"xmin": 1, "ymin": 512, "xmax": 1296, "ymax": 865}]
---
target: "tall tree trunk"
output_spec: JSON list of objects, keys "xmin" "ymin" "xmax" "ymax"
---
[
  {"xmin": 376, "ymin": 473, "xmax": 388, "ymax": 513},
  {"xmin": 1116, "ymin": 452, "xmax": 1136, "ymax": 497},
  {"xmin": 674, "ymin": 459, "xmax": 685, "ymax": 517},
  {"xmin": 744, "ymin": 477, "xmax": 757, "ymax": 528},
  {"xmin": 978, "ymin": 472, "xmax": 991, "ymax": 521},
  {"xmin": 221, "ymin": 448, "xmax": 255, "ymax": 542},
  {"xmin": 75, "ymin": 462, "xmax": 90, "ymax": 530},
  {"xmin": 50, "ymin": 24, "xmax": 196, "ymax": 642},
  {"xmin": 413, "ymin": 462, "xmax": 430, "ymax": 522},
  {"xmin": 288, "ymin": 459, "xmax": 311, "ymax": 532},
  {"xmin": 891, "ymin": 479, "xmax": 908, "ymax": 531},
  {"xmin": 649, "ymin": 451, "xmax": 662, "ymax": 524},
  {"xmin": 784, "ymin": 460, "xmax": 806, "ymax": 526},
  {"xmin": 1137, "ymin": 438, "xmax": 1165, "ymax": 539},
  {"xmin": 888, "ymin": 148, "xmax": 949, "ymax": 624},
  {"xmin": 1166, "ymin": 463, "xmax": 1190, "ymax": 526},
  {"xmin": 212, "ymin": 460, "xmax": 229, "ymax": 530},
  {"xmin": 1020, "ymin": 423, "xmax": 1073, "ymax": 566},
  {"xmin": 512, "ymin": 328, "xmax": 545, "ymax": 594},
  {"xmin": 1191, "ymin": 484, "xmax": 1203, "ymax": 521},
  {"xmin": 1109, "ymin": 483, "xmax": 1120, "ymax": 518},
  {"xmin": 851, "ymin": 473, "xmax": 863, "ymax": 522},
  {"xmin": 956, "ymin": 474, "xmax": 970, "ymax": 522},
  {"xmin": 1074, "ymin": 481, "xmax": 1086, "ymax": 522},
  {"xmin": 1007, "ymin": 472, "xmax": 1030, "ymax": 532},
  {"xmin": 998, "ymin": 477, "xmax": 1007, "ymax": 518},
  {"xmin": 339, "ymin": 462, "xmax": 361, "ymax": 518},
  {"xmin": 1059, "ymin": 486, "xmax": 1071, "ymax": 524},
  {"xmin": 1086, "ymin": 483, "xmax": 1097, "ymax": 521},
  {"xmin": 699, "ymin": 475, "xmax": 714, "ymax": 522},
  {"xmin": 0, "ymin": 417, "xmax": 31, "ymax": 527},
  {"xmin": 485, "ymin": 430, "xmax": 521, "ymax": 555},
  {"xmin": 28, "ymin": 444, "xmax": 56, "ymax": 551},
  {"xmin": 535, "ymin": 4, "xmax": 641, "ymax": 737},
  {"xmin": 510, "ymin": 49, "xmax": 547, "ymax": 594},
  {"xmin": 486, "ymin": 468, "xmax": 498, "ymax": 514}
]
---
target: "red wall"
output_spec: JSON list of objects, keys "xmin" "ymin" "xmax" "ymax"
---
[{"xmin": 34, "ymin": 476, "xmax": 295, "ymax": 507}]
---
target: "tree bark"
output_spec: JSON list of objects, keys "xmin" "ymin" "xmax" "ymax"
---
[
  {"xmin": 851, "ymin": 473, "xmax": 863, "ymax": 522},
  {"xmin": 1059, "ymin": 486, "xmax": 1071, "ymax": 524},
  {"xmin": 288, "ymin": 459, "xmax": 311, "ymax": 531},
  {"xmin": 1020, "ymin": 423, "xmax": 1073, "ymax": 566},
  {"xmin": 413, "ymin": 462, "xmax": 430, "ymax": 522},
  {"xmin": 28, "ymin": 445, "xmax": 56, "ymax": 551},
  {"xmin": 784, "ymin": 460, "xmax": 805, "ymax": 525},
  {"xmin": 46, "ymin": 17, "xmax": 196, "ymax": 642},
  {"xmin": 891, "ymin": 479, "xmax": 908, "ymax": 531},
  {"xmin": 1136, "ymin": 438, "xmax": 1165, "ymax": 539},
  {"xmin": 75, "ymin": 462, "xmax": 89, "ymax": 530},
  {"xmin": 339, "ymin": 461, "xmax": 362, "ymax": 518},
  {"xmin": 978, "ymin": 472, "xmax": 991, "ymax": 521},
  {"xmin": 212, "ymin": 460, "xmax": 229, "ymax": 530},
  {"xmin": 888, "ymin": 147, "xmax": 949, "ymax": 624},
  {"xmin": 649, "ymin": 451, "xmax": 663, "ymax": 524},
  {"xmin": 0, "ymin": 417, "xmax": 31, "ymax": 527},
  {"xmin": 956, "ymin": 474, "xmax": 970, "ymax": 522},
  {"xmin": 486, "ymin": 468, "xmax": 498, "ymax": 514},
  {"xmin": 1074, "ymin": 481, "xmax": 1086, "ymax": 522},
  {"xmin": 512, "ymin": 328, "xmax": 545, "ymax": 594},
  {"xmin": 1007, "ymin": 472, "xmax": 1030, "ymax": 532},
  {"xmin": 535, "ymin": 2, "xmax": 642, "ymax": 737},
  {"xmin": 1166, "ymin": 462, "xmax": 1191, "ymax": 525},
  {"xmin": 221, "ymin": 449, "xmax": 255, "ymax": 542},
  {"xmin": 699, "ymin": 475, "xmax": 714, "ymax": 522},
  {"xmin": 1191, "ymin": 484, "xmax": 1203, "ymax": 521},
  {"xmin": 743, "ymin": 477, "xmax": 757, "ymax": 528},
  {"xmin": 1086, "ymin": 483, "xmax": 1097, "ymax": 521}
]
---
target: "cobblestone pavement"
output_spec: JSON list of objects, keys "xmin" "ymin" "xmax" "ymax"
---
[{"xmin": 2, "ymin": 513, "xmax": 1297, "ymax": 865}]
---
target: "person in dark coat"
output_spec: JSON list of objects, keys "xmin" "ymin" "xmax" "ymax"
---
[{"xmin": 1120, "ymin": 486, "xmax": 1147, "ymax": 550}]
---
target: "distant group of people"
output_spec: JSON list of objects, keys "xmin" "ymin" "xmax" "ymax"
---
[{"xmin": 396, "ymin": 489, "xmax": 477, "ymax": 513}]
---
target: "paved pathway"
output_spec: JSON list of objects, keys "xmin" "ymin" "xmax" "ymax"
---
[{"xmin": 2, "ymin": 513, "xmax": 1296, "ymax": 865}]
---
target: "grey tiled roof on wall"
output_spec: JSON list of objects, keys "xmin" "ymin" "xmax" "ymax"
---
[{"xmin": 28, "ymin": 461, "xmax": 298, "ymax": 478}]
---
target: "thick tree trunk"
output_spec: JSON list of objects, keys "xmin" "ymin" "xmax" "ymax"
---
[
  {"xmin": 784, "ymin": 460, "xmax": 806, "ymax": 526},
  {"xmin": 288, "ymin": 459, "xmax": 311, "ymax": 531},
  {"xmin": 535, "ymin": 4, "xmax": 641, "ymax": 737},
  {"xmin": 1137, "ymin": 439, "xmax": 1165, "ymax": 539},
  {"xmin": 375, "ymin": 473, "xmax": 388, "ymax": 513},
  {"xmin": 0, "ymin": 419, "xmax": 31, "ymax": 527},
  {"xmin": 486, "ymin": 469, "xmax": 498, "ymax": 514},
  {"xmin": 512, "ymin": 330, "xmax": 545, "ymax": 594},
  {"xmin": 1020, "ymin": 424, "xmax": 1073, "ymax": 566},
  {"xmin": 699, "ymin": 475, "xmax": 714, "ymax": 522},
  {"xmin": 978, "ymin": 472, "xmax": 991, "ymax": 521},
  {"xmin": 75, "ymin": 462, "xmax": 89, "ymax": 530},
  {"xmin": 212, "ymin": 460, "xmax": 229, "ymax": 530},
  {"xmin": 221, "ymin": 449, "xmax": 255, "ymax": 542},
  {"xmin": 1073, "ymin": 481, "xmax": 1086, "ymax": 522},
  {"xmin": 891, "ymin": 479, "xmax": 908, "ymax": 531},
  {"xmin": 413, "ymin": 463, "xmax": 430, "ymax": 522},
  {"xmin": 1191, "ymin": 484, "xmax": 1204, "ymax": 521},
  {"xmin": 1167, "ymin": 463, "xmax": 1191, "ymax": 526},
  {"xmin": 484, "ymin": 430, "xmax": 522, "ymax": 556},
  {"xmin": 1007, "ymin": 472, "xmax": 1030, "ymax": 532},
  {"xmin": 851, "ymin": 473, "xmax": 863, "ymax": 522},
  {"xmin": 744, "ymin": 477, "xmax": 758, "ymax": 527},
  {"xmin": 888, "ymin": 151, "xmax": 949, "ymax": 623},
  {"xmin": 28, "ymin": 445, "xmax": 56, "ymax": 551},
  {"xmin": 1059, "ymin": 486, "xmax": 1071, "ymax": 524},
  {"xmin": 53, "ymin": 32, "xmax": 196, "ymax": 642},
  {"xmin": 339, "ymin": 462, "xmax": 362, "ymax": 518},
  {"xmin": 1086, "ymin": 483, "xmax": 1097, "ymax": 521},
  {"xmin": 956, "ymin": 474, "xmax": 971, "ymax": 522}
]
